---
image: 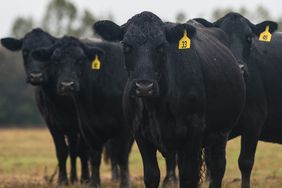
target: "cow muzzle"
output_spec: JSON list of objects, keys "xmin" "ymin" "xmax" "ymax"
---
[
  {"xmin": 57, "ymin": 80, "xmax": 79, "ymax": 96},
  {"xmin": 134, "ymin": 80, "xmax": 158, "ymax": 97},
  {"xmin": 27, "ymin": 72, "xmax": 45, "ymax": 85}
]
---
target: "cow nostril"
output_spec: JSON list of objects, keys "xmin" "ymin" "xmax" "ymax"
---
[
  {"xmin": 30, "ymin": 72, "xmax": 43, "ymax": 78},
  {"xmin": 61, "ymin": 81, "xmax": 75, "ymax": 87},
  {"xmin": 135, "ymin": 81, "xmax": 154, "ymax": 90}
]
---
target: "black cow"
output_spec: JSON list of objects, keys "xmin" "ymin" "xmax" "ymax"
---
[
  {"xmin": 1, "ymin": 29, "xmax": 89, "ymax": 185},
  {"xmin": 32, "ymin": 37, "xmax": 133, "ymax": 188},
  {"xmin": 94, "ymin": 11, "xmax": 245, "ymax": 188},
  {"xmin": 194, "ymin": 13, "xmax": 279, "ymax": 188}
]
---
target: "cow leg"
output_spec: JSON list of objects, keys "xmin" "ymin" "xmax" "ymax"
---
[
  {"xmin": 206, "ymin": 132, "xmax": 228, "ymax": 188},
  {"xmin": 177, "ymin": 139, "xmax": 203, "ymax": 188},
  {"xmin": 78, "ymin": 137, "xmax": 89, "ymax": 183},
  {"xmin": 105, "ymin": 140, "xmax": 120, "ymax": 182},
  {"xmin": 238, "ymin": 130, "xmax": 260, "ymax": 188},
  {"xmin": 67, "ymin": 134, "xmax": 78, "ymax": 184},
  {"xmin": 135, "ymin": 136, "xmax": 160, "ymax": 188},
  {"xmin": 163, "ymin": 152, "xmax": 177, "ymax": 188},
  {"xmin": 176, "ymin": 115, "xmax": 204, "ymax": 188},
  {"xmin": 49, "ymin": 127, "xmax": 69, "ymax": 185},
  {"xmin": 203, "ymin": 148, "xmax": 210, "ymax": 181},
  {"xmin": 89, "ymin": 148, "xmax": 102, "ymax": 188},
  {"xmin": 111, "ymin": 160, "xmax": 120, "ymax": 182},
  {"xmin": 113, "ymin": 134, "xmax": 132, "ymax": 188}
]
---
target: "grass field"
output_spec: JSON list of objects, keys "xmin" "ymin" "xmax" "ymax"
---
[{"xmin": 0, "ymin": 128, "xmax": 282, "ymax": 188}]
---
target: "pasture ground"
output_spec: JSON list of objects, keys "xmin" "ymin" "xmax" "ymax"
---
[{"xmin": 0, "ymin": 128, "xmax": 282, "ymax": 188}]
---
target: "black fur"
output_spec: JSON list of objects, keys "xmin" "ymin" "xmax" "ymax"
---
[
  {"xmin": 1, "ymin": 29, "xmax": 89, "ymax": 185},
  {"xmin": 95, "ymin": 11, "xmax": 245, "ymax": 188},
  {"xmin": 32, "ymin": 36, "xmax": 133, "ymax": 188},
  {"xmin": 197, "ymin": 12, "xmax": 280, "ymax": 188}
]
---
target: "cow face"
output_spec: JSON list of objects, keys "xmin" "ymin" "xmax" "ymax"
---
[
  {"xmin": 1, "ymin": 28, "xmax": 55, "ymax": 85},
  {"xmin": 94, "ymin": 12, "xmax": 168, "ymax": 97},
  {"xmin": 195, "ymin": 13, "xmax": 277, "ymax": 65},
  {"xmin": 32, "ymin": 37, "xmax": 104, "ymax": 96}
]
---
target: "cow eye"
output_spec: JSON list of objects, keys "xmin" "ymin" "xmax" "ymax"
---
[{"xmin": 121, "ymin": 42, "xmax": 132, "ymax": 53}]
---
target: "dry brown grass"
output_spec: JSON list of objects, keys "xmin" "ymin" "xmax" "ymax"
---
[{"xmin": 0, "ymin": 128, "xmax": 282, "ymax": 188}]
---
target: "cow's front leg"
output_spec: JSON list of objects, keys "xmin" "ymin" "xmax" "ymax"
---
[
  {"xmin": 163, "ymin": 152, "xmax": 177, "ymax": 188},
  {"xmin": 89, "ymin": 148, "xmax": 102, "ymax": 188},
  {"xmin": 177, "ymin": 115, "xmax": 205, "ymax": 188},
  {"xmin": 205, "ymin": 132, "xmax": 228, "ymax": 188},
  {"xmin": 77, "ymin": 136, "xmax": 89, "ymax": 183},
  {"xmin": 135, "ymin": 135, "xmax": 160, "ymax": 188},
  {"xmin": 48, "ymin": 124, "xmax": 69, "ymax": 185},
  {"xmin": 67, "ymin": 134, "xmax": 78, "ymax": 184}
]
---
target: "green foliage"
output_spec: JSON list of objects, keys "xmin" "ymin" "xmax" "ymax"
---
[
  {"xmin": 11, "ymin": 17, "xmax": 34, "ymax": 38},
  {"xmin": 211, "ymin": 5, "xmax": 272, "ymax": 22},
  {"xmin": 42, "ymin": 0, "xmax": 78, "ymax": 36},
  {"xmin": 175, "ymin": 11, "xmax": 187, "ymax": 23},
  {"xmin": 0, "ymin": 50, "xmax": 43, "ymax": 125}
]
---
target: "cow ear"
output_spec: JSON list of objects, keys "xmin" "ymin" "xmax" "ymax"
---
[
  {"xmin": 193, "ymin": 18, "xmax": 215, "ymax": 28},
  {"xmin": 93, "ymin": 20, "xmax": 124, "ymax": 41},
  {"xmin": 1, "ymin": 37, "xmax": 23, "ymax": 51},
  {"xmin": 32, "ymin": 47, "xmax": 54, "ymax": 62},
  {"xmin": 84, "ymin": 46, "xmax": 105, "ymax": 61},
  {"xmin": 165, "ymin": 23, "xmax": 196, "ymax": 43},
  {"xmin": 253, "ymin": 21, "xmax": 278, "ymax": 36}
]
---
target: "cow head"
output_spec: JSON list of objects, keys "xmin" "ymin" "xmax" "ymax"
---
[
  {"xmin": 94, "ymin": 12, "xmax": 171, "ymax": 98},
  {"xmin": 1, "ymin": 28, "xmax": 56, "ymax": 85},
  {"xmin": 32, "ymin": 36, "xmax": 104, "ymax": 96},
  {"xmin": 194, "ymin": 12, "xmax": 277, "ymax": 74}
]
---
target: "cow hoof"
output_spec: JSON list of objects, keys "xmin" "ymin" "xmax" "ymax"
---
[
  {"xmin": 111, "ymin": 166, "xmax": 121, "ymax": 182},
  {"xmin": 80, "ymin": 176, "xmax": 90, "ymax": 184},
  {"xmin": 57, "ymin": 178, "xmax": 69, "ymax": 186},
  {"xmin": 89, "ymin": 181, "xmax": 101, "ymax": 188},
  {"xmin": 70, "ymin": 176, "xmax": 78, "ymax": 184},
  {"xmin": 120, "ymin": 180, "xmax": 131, "ymax": 188},
  {"xmin": 163, "ymin": 175, "xmax": 177, "ymax": 188}
]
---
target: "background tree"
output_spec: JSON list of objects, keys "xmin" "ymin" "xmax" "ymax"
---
[
  {"xmin": 211, "ymin": 5, "xmax": 272, "ymax": 23},
  {"xmin": 175, "ymin": 11, "xmax": 187, "ymax": 23},
  {"xmin": 42, "ymin": 0, "xmax": 78, "ymax": 36},
  {"xmin": 72, "ymin": 9, "xmax": 97, "ymax": 37},
  {"xmin": 11, "ymin": 17, "xmax": 34, "ymax": 38}
]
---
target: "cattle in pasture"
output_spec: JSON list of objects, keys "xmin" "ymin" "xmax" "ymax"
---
[
  {"xmin": 94, "ymin": 11, "xmax": 246, "ymax": 188},
  {"xmin": 32, "ymin": 36, "xmax": 133, "ymax": 188},
  {"xmin": 194, "ymin": 12, "xmax": 279, "ymax": 188},
  {"xmin": 1, "ymin": 29, "xmax": 89, "ymax": 185}
]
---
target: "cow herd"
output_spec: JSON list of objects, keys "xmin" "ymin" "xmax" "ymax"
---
[{"xmin": 1, "ymin": 11, "xmax": 282, "ymax": 188}]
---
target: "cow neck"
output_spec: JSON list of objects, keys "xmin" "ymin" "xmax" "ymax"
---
[{"xmin": 40, "ymin": 78, "xmax": 66, "ymax": 100}]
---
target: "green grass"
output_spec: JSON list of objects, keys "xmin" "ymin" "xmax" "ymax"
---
[{"xmin": 0, "ymin": 128, "xmax": 282, "ymax": 187}]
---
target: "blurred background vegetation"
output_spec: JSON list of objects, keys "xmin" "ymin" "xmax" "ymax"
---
[{"xmin": 0, "ymin": 0, "xmax": 281, "ymax": 125}]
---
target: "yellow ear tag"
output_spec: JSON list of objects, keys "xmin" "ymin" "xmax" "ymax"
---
[
  {"xmin": 259, "ymin": 25, "xmax": 272, "ymax": 42},
  {"xmin": 91, "ymin": 55, "xmax": 101, "ymax": 70},
  {"xmin": 178, "ymin": 30, "xmax": 191, "ymax": 49}
]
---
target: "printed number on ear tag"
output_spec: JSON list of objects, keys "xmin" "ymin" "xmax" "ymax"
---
[
  {"xmin": 259, "ymin": 25, "xmax": 272, "ymax": 42},
  {"xmin": 91, "ymin": 55, "xmax": 101, "ymax": 70},
  {"xmin": 178, "ymin": 30, "xmax": 191, "ymax": 49}
]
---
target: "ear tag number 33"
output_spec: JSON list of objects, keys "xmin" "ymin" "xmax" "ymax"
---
[
  {"xmin": 259, "ymin": 25, "xmax": 272, "ymax": 42},
  {"xmin": 178, "ymin": 30, "xmax": 191, "ymax": 49},
  {"xmin": 91, "ymin": 55, "xmax": 101, "ymax": 70}
]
